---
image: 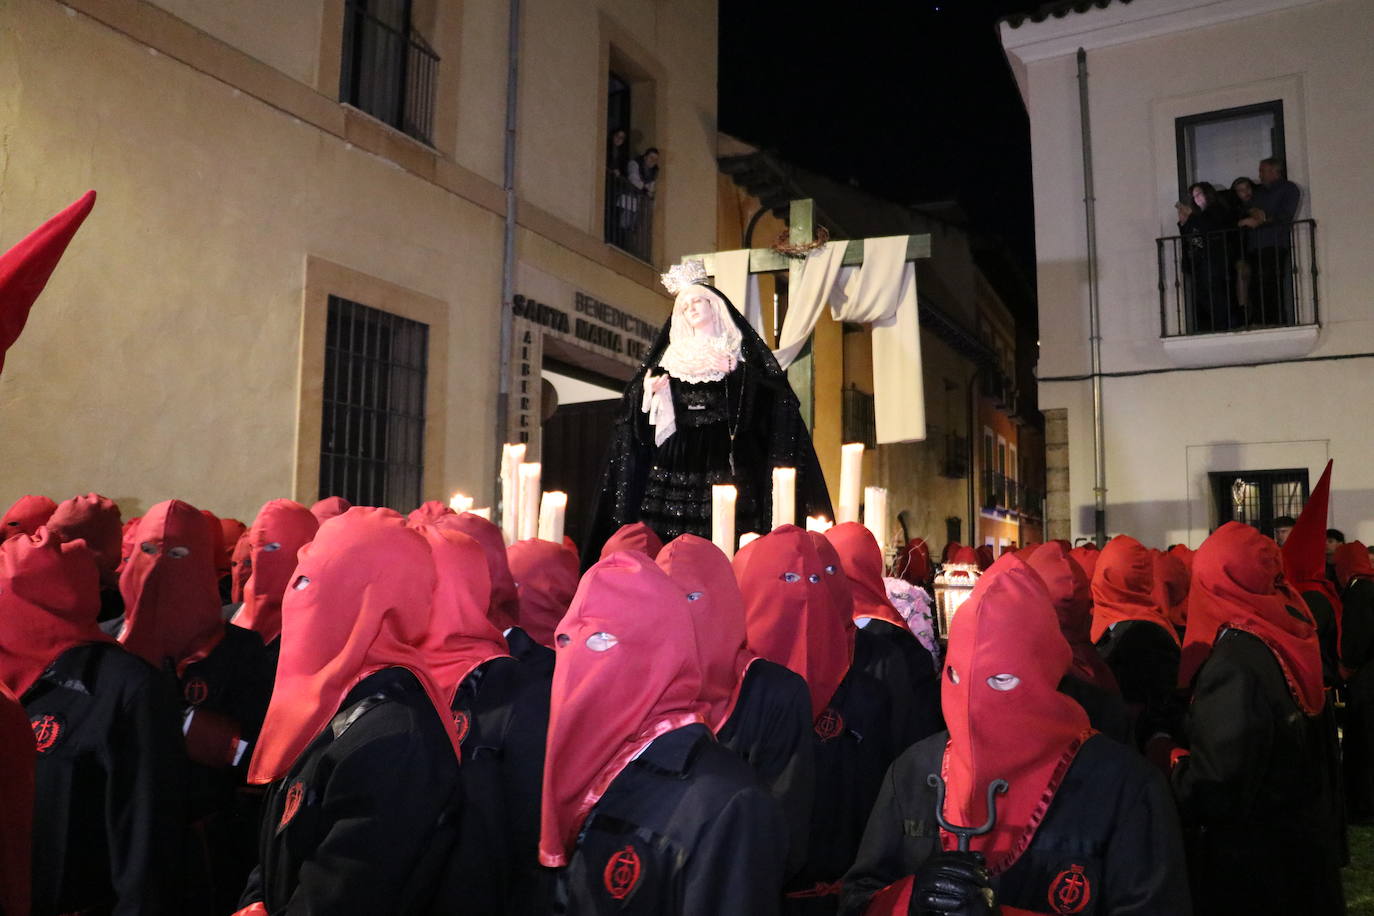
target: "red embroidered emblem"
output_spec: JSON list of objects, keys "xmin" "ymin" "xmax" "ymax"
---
[
  {"xmin": 1048, "ymin": 864, "xmax": 1092, "ymax": 914},
  {"xmin": 813, "ymin": 707, "xmax": 844, "ymax": 741},
  {"xmin": 278, "ymin": 781, "xmax": 305, "ymax": 829},
  {"xmin": 30, "ymin": 714, "xmax": 63, "ymax": 753},
  {"xmin": 452, "ymin": 709, "xmax": 471, "ymax": 744},
  {"xmin": 183, "ymin": 677, "xmax": 209, "ymax": 706},
  {"xmin": 603, "ymin": 845, "xmax": 642, "ymax": 900}
]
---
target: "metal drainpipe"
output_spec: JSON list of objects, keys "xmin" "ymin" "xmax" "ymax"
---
[
  {"xmin": 1077, "ymin": 47, "xmax": 1107, "ymax": 548},
  {"xmin": 495, "ymin": 0, "xmax": 522, "ymax": 492}
]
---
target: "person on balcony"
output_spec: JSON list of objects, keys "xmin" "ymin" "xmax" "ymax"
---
[
  {"xmin": 1238, "ymin": 157, "xmax": 1301, "ymax": 327},
  {"xmin": 1175, "ymin": 181, "xmax": 1236, "ymax": 333},
  {"xmin": 627, "ymin": 147, "xmax": 659, "ymax": 198}
]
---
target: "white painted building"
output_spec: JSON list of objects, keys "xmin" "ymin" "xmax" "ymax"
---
[{"xmin": 999, "ymin": 0, "xmax": 1374, "ymax": 547}]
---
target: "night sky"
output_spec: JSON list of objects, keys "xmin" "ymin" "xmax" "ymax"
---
[{"xmin": 718, "ymin": 0, "xmax": 1049, "ymax": 287}]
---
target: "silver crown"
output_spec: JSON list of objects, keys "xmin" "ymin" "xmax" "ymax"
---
[{"xmin": 660, "ymin": 260, "xmax": 708, "ymax": 295}]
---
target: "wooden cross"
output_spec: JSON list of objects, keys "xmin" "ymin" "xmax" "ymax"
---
[{"xmin": 682, "ymin": 198, "xmax": 931, "ymax": 427}]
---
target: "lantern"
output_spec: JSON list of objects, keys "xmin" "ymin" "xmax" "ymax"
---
[{"xmin": 932, "ymin": 562, "xmax": 981, "ymax": 638}]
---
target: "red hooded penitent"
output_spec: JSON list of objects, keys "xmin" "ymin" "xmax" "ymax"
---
[
  {"xmin": 940, "ymin": 555, "xmax": 1092, "ymax": 874},
  {"xmin": 310, "ymin": 496, "xmax": 352, "ymax": 524},
  {"xmin": 1024, "ymin": 541, "xmax": 1118, "ymax": 692},
  {"xmin": 234, "ymin": 499, "xmax": 320, "ymax": 644},
  {"xmin": 657, "ymin": 534, "xmax": 757, "ymax": 731},
  {"xmin": 1068, "ymin": 544, "xmax": 1099, "ymax": 581},
  {"xmin": 216, "ymin": 517, "xmax": 246, "ymax": 578},
  {"xmin": 1281, "ymin": 460, "xmax": 1341, "ymax": 625},
  {"xmin": 440, "ymin": 512, "xmax": 521, "ymax": 632},
  {"xmin": 2, "ymin": 495, "xmax": 57, "ymax": 538},
  {"xmin": 413, "ymin": 525, "xmax": 505, "ymax": 701},
  {"xmin": 599, "ymin": 521, "xmax": 664, "ymax": 560},
  {"xmin": 247, "ymin": 507, "xmax": 460, "ymax": 784},
  {"xmin": 1180, "ymin": 522, "xmax": 1324, "ymax": 716},
  {"xmin": 539, "ymin": 552, "xmax": 709, "ymax": 866},
  {"xmin": 1152, "ymin": 550, "xmax": 1191, "ymax": 632},
  {"xmin": 895, "ymin": 537, "xmax": 931, "ymax": 586},
  {"xmin": 1089, "ymin": 535, "xmax": 1177, "ymax": 645},
  {"xmin": 408, "ymin": 500, "xmax": 455, "ymax": 527},
  {"xmin": 1334, "ymin": 542, "xmax": 1374, "ymax": 591},
  {"xmin": 119, "ymin": 500, "xmax": 225, "ymax": 675},
  {"xmin": 826, "ymin": 522, "xmax": 909, "ymax": 628},
  {"xmin": 507, "ymin": 537, "xmax": 580, "ymax": 649},
  {"xmin": 47, "ymin": 492, "xmax": 123, "ymax": 587}
]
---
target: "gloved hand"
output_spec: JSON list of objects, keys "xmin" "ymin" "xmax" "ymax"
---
[{"xmin": 909, "ymin": 851, "xmax": 997, "ymax": 916}]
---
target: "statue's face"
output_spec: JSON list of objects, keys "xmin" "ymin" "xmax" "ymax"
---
[{"xmin": 680, "ymin": 293, "xmax": 715, "ymax": 332}]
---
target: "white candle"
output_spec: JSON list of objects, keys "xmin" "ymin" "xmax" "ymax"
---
[
  {"xmin": 738, "ymin": 532, "xmax": 761, "ymax": 550},
  {"xmin": 469, "ymin": 507, "xmax": 492, "ymax": 520},
  {"xmin": 806, "ymin": 515, "xmax": 833, "ymax": 533},
  {"xmin": 712, "ymin": 485, "xmax": 738, "ymax": 559},
  {"xmin": 517, "ymin": 462, "xmax": 542, "ymax": 542},
  {"xmin": 449, "ymin": 492, "xmax": 474, "ymax": 513},
  {"xmin": 838, "ymin": 442, "xmax": 865, "ymax": 524},
  {"xmin": 500, "ymin": 443, "xmax": 526, "ymax": 545},
  {"xmin": 864, "ymin": 486, "xmax": 889, "ymax": 554},
  {"xmin": 538, "ymin": 491, "xmax": 568, "ymax": 543},
  {"xmin": 771, "ymin": 467, "xmax": 797, "ymax": 530}
]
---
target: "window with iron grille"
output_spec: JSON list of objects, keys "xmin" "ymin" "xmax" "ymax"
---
[
  {"xmin": 1209, "ymin": 468, "xmax": 1308, "ymax": 537},
  {"xmin": 339, "ymin": 0, "xmax": 439, "ymax": 145},
  {"xmin": 842, "ymin": 386, "xmax": 876, "ymax": 450},
  {"xmin": 320, "ymin": 295, "xmax": 428, "ymax": 512}
]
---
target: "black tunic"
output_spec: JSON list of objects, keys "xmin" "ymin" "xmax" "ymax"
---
[
  {"xmin": 556, "ymin": 722, "xmax": 787, "ymax": 915},
  {"xmin": 1173, "ymin": 629, "xmax": 1344, "ymax": 914},
  {"xmin": 716, "ymin": 658, "xmax": 815, "ymax": 878},
  {"xmin": 840, "ymin": 731, "xmax": 1190, "ymax": 915},
  {"xmin": 238, "ymin": 667, "xmax": 462, "ymax": 915},
  {"xmin": 22, "ymin": 642, "xmax": 188, "ymax": 916},
  {"xmin": 1094, "ymin": 619, "xmax": 1181, "ymax": 747},
  {"xmin": 856, "ymin": 619, "xmax": 942, "ymax": 751},
  {"xmin": 1340, "ymin": 577, "xmax": 1374, "ymax": 820},
  {"xmin": 432, "ymin": 655, "xmax": 555, "ymax": 916},
  {"xmin": 505, "ymin": 626, "xmax": 555, "ymax": 680},
  {"xmin": 1058, "ymin": 674, "xmax": 1131, "ymax": 744},
  {"xmin": 1303, "ymin": 589, "xmax": 1342, "ymax": 687},
  {"xmin": 785, "ymin": 669, "xmax": 893, "ymax": 915}
]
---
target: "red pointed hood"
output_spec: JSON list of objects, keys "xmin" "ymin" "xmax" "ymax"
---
[
  {"xmin": 1180, "ymin": 522, "xmax": 1325, "ymax": 716},
  {"xmin": 1068, "ymin": 544, "xmax": 1099, "ymax": 581},
  {"xmin": 1152, "ymin": 550, "xmax": 1191, "ymax": 631},
  {"xmin": 895, "ymin": 537, "xmax": 932, "ymax": 585},
  {"xmin": 119, "ymin": 500, "xmax": 225, "ymax": 674},
  {"xmin": 940, "ymin": 555, "xmax": 1092, "ymax": 874},
  {"xmin": 507, "ymin": 538, "xmax": 580, "ymax": 649},
  {"xmin": 408, "ymin": 500, "xmax": 456, "ymax": 526},
  {"xmin": 229, "ymin": 528, "xmax": 252, "ymax": 603},
  {"xmin": 599, "ymin": 522, "xmax": 664, "ymax": 560},
  {"xmin": 248, "ymin": 507, "xmax": 459, "ymax": 784},
  {"xmin": 47, "ymin": 493, "xmax": 123, "ymax": 587},
  {"xmin": 539, "ymin": 552, "xmax": 709, "ymax": 866},
  {"xmin": 657, "ymin": 534, "xmax": 756, "ymax": 731},
  {"xmin": 310, "ymin": 496, "xmax": 352, "ymax": 523},
  {"xmin": 2, "ymin": 495, "xmax": 57, "ymax": 538},
  {"xmin": 974, "ymin": 545, "xmax": 996, "ymax": 571},
  {"xmin": 1024, "ymin": 541, "xmax": 1117, "ymax": 692},
  {"xmin": 0, "ymin": 191, "xmax": 96, "ymax": 377},
  {"xmin": 1282, "ymin": 461, "xmax": 1342, "ymax": 619},
  {"xmin": 825, "ymin": 522, "xmax": 908, "ymax": 629},
  {"xmin": 734, "ymin": 525, "xmax": 853, "ymax": 720},
  {"xmin": 234, "ymin": 500, "xmax": 319, "ymax": 644},
  {"xmin": 1089, "ymin": 535, "xmax": 1177, "ymax": 645},
  {"xmin": 942, "ymin": 541, "xmax": 963, "ymax": 562},
  {"xmin": 951, "ymin": 545, "xmax": 980, "ymax": 566},
  {"xmin": 0, "ymin": 682, "xmax": 34, "ymax": 916},
  {"xmin": 414, "ymin": 525, "xmax": 505, "ymax": 702},
  {"xmin": 1335, "ymin": 541, "xmax": 1374, "ymax": 590},
  {"xmin": 216, "ymin": 518, "xmax": 246, "ymax": 578},
  {"xmin": 0, "ymin": 528, "xmax": 112, "ymax": 697},
  {"xmin": 436, "ymin": 512, "xmax": 521, "ymax": 632}
]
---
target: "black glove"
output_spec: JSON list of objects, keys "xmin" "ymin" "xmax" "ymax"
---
[{"xmin": 909, "ymin": 851, "xmax": 997, "ymax": 916}]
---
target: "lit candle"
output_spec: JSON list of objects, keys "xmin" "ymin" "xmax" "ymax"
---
[
  {"xmin": 838, "ymin": 442, "xmax": 865, "ymax": 523},
  {"xmin": 806, "ymin": 515, "xmax": 833, "ymax": 533},
  {"xmin": 712, "ymin": 485, "xmax": 738, "ymax": 559},
  {"xmin": 771, "ymin": 467, "xmax": 797, "ymax": 530},
  {"xmin": 864, "ymin": 486, "xmax": 889, "ymax": 554},
  {"xmin": 500, "ymin": 443, "xmax": 526, "ymax": 545},
  {"xmin": 449, "ymin": 492, "xmax": 474, "ymax": 514},
  {"xmin": 517, "ymin": 462, "xmax": 542, "ymax": 542},
  {"xmin": 738, "ymin": 532, "xmax": 761, "ymax": 550},
  {"xmin": 538, "ymin": 491, "xmax": 568, "ymax": 543}
]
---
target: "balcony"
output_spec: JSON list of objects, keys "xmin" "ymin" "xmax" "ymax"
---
[
  {"xmin": 1156, "ymin": 220, "xmax": 1318, "ymax": 342},
  {"xmin": 604, "ymin": 170, "xmax": 655, "ymax": 263},
  {"xmin": 340, "ymin": 0, "xmax": 439, "ymax": 145},
  {"xmin": 980, "ymin": 469, "xmax": 1005, "ymax": 512}
]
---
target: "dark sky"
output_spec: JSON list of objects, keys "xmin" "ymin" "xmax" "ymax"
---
[{"xmin": 718, "ymin": 0, "xmax": 1048, "ymax": 280}]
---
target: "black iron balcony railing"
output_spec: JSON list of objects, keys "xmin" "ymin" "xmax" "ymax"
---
[
  {"xmin": 1156, "ymin": 219, "xmax": 1317, "ymax": 338},
  {"xmin": 981, "ymin": 469, "xmax": 1004, "ymax": 511},
  {"xmin": 604, "ymin": 170, "xmax": 655, "ymax": 263},
  {"xmin": 340, "ymin": 0, "xmax": 439, "ymax": 145}
]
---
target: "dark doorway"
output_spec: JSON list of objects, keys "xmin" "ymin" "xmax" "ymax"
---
[{"xmin": 543, "ymin": 399, "xmax": 621, "ymax": 552}]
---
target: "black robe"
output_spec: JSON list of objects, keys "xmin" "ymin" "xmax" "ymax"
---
[
  {"xmin": 22, "ymin": 642, "xmax": 188, "ymax": 916},
  {"xmin": 840, "ymin": 731, "xmax": 1190, "ymax": 915},
  {"xmin": 854, "ymin": 619, "xmax": 942, "ymax": 752},
  {"xmin": 785, "ymin": 669, "xmax": 893, "ymax": 915},
  {"xmin": 1341, "ymin": 577, "xmax": 1374, "ymax": 820},
  {"xmin": 1172, "ymin": 629, "xmax": 1344, "ymax": 914},
  {"xmin": 1303, "ymin": 589, "xmax": 1342, "ymax": 687},
  {"xmin": 716, "ymin": 658, "xmax": 815, "ymax": 878},
  {"xmin": 432, "ymin": 655, "xmax": 554, "ymax": 916},
  {"xmin": 1058, "ymin": 674, "xmax": 1131, "ymax": 745},
  {"xmin": 506, "ymin": 626, "xmax": 555, "ymax": 679},
  {"xmin": 1094, "ymin": 619, "xmax": 1181, "ymax": 747},
  {"xmin": 581, "ymin": 284, "xmax": 831, "ymax": 567},
  {"xmin": 239, "ymin": 667, "xmax": 461, "ymax": 915},
  {"xmin": 556, "ymin": 722, "xmax": 787, "ymax": 915}
]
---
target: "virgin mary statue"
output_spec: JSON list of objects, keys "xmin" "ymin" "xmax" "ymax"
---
[{"xmin": 582, "ymin": 260, "xmax": 832, "ymax": 564}]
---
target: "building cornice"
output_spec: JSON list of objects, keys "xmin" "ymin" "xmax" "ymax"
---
[{"xmin": 1000, "ymin": 0, "xmax": 1327, "ymax": 63}]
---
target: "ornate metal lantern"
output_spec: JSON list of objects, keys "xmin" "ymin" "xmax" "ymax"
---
[{"xmin": 932, "ymin": 562, "xmax": 981, "ymax": 638}]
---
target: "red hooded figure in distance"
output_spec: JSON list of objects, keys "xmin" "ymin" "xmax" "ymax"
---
[
  {"xmin": 1171, "ymin": 521, "xmax": 1341, "ymax": 914},
  {"xmin": 599, "ymin": 521, "xmax": 664, "ymax": 560},
  {"xmin": 239, "ymin": 508, "xmax": 463, "ymax": 915},
  {"xmin": 233, "ymin": 500, "xmax": 319, "ymax": 645},
  {"xmin": 47, "ymin": 494, "xmax": 123, "ymax": 618},
  {"xmin": 0, "ymin": 529, "xmax": 187, "ymax": 915},
  {"xmin": 1152, "ymin": 550, "xmax": 1191, "ymax": 639},
  {"xmin": 843, "ymin": 555, "xmax": 1189, "ymax": 915},
  {"xmin": 2, "ymin": 495, "xmax": 57, "ymax": 538},
  {"xmin": 539, "ymin": 551, "xmax": 787, "ymax": 915},
  {"xmin": 507, "ymin": 537, "xmax": 580, "ymax": 649},
  {"xmin": 309, "ymin": 496, "xmax": 351, "ymax": 524},
  {"xmin": 1281, "ymin": 461, "xmax": 1341, "ymax": 683},
  {"xmin": 895, "ymin": 537, "xmax": 932, "ymax": 587}
]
